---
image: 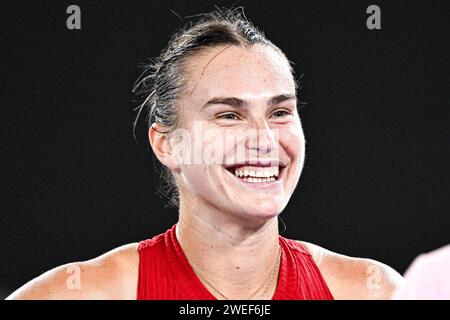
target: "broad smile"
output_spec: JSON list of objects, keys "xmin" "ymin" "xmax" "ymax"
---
[{"xmin": 223, "ymin": 159, "xmax": 287, "ymax": 189}]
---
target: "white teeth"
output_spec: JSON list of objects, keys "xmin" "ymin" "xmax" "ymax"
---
[
  {"xmin": 231, "ymin": 166, "xmax": 282, "ymax": 182},
  {"xmin": 274, "ymin": 167, "xmax": 279, "ymax": 177},
  {"xmin": 240, "ymin": 176, "xmax": 277, "ymax": 183}
]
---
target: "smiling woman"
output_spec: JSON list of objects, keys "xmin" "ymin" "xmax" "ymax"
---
[{"xmin": 6, "ymin": 7, "xmax": 403, "ymax": 300}]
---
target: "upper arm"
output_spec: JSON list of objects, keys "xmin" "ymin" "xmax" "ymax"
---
[
  {"xmin": 6, "ymin": 243, "xmax": 139, "ymax": 300},
  {"xmin": 6, "ymin": 262, "xmax": 109, "ymax": 300},
  {"xmin": 349, "ymin": 258, "xmax": 405, "ymax": 299},
  {"xmin": 299, "ymin": 241, "xmax": 404, "ymax": 300}
]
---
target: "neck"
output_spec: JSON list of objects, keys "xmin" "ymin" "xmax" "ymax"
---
[{"xmin": 176, "ymin": 198, "xmax": 281, "ymax": 300}]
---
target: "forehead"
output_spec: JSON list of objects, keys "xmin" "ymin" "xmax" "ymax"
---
[{"xmin": 183, "ymin": 44, "xmax": 296, "ymax": 104}]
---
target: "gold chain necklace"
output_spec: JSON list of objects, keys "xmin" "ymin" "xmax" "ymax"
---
[{"xmin": 191, "ymin": 246, "xmax": 282, "ymax": 300}]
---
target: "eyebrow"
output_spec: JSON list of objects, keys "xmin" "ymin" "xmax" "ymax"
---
[{"xmin": 201, "ymin": 93, "xmax": 297, "ymax": 110}]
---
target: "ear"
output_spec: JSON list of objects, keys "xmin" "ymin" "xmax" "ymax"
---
[{"xmin": 148, "ymin": 123, "xmax": 181, "ymax": 172}]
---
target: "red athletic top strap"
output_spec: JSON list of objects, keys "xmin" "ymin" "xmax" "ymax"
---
[{"xmin": 137, "ymin": 224, "xmax": 334, "ymax": 300}]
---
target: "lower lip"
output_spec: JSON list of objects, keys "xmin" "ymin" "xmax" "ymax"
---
[{"xmin": 224, "ymin": 167, "xmax": 285, "ymax": 190}]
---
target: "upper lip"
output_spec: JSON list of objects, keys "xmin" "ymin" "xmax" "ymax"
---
[{"xmin": 224, "ymin": 159, "xmax": 287, "ymax": 169}]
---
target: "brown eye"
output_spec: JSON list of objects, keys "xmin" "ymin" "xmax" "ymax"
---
[
  {"xmin": 218, "ymin": 113, "xmax": 240, "ymax": 120},
  {"xmin": 272, "ymin": 110, "xmax": 291, "ymax": 118}
]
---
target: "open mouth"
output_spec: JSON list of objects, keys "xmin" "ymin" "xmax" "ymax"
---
[{"xmin": 224, "ymin": 160, "xmax": 286, "ymax": 183}]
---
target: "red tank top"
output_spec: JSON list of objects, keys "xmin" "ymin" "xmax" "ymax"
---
[{"xmin": 137, "ymin": 224, "xmax": 334, "ymax": 300}]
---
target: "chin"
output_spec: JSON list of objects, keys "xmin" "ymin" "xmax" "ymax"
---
[{"xmin": 237, "ymin": 201, "xmax": 284, "ymax": 221}]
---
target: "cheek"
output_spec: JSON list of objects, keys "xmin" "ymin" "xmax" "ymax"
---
[
  {"xmin": 280, "ymin": 126, "xmax": 305, "ymax": 195},
  {"xmin": 280, "ymin": 125, "xmax": 305, "ymax": 161},
  {"xmin": 179, "ymin": 165, "xmax": 210, "ymax": 193}
]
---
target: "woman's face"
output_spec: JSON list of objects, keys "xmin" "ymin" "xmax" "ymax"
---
[{"xmin": 169, "ymin": 44, "xmax": 305, "ymax": 221}]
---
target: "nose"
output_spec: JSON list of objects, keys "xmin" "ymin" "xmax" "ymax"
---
[{"xmin": 245, "ymin": 120, "xmax": 278, "ymax": 155}]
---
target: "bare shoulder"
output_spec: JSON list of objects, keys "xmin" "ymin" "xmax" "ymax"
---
[
  {"xmin": 297, "ymin": 241, "xmax": 404, "ymax": 300},
  {"xmin": 6, "ymin": 243, "xmax": 139, "ymax": 300}
]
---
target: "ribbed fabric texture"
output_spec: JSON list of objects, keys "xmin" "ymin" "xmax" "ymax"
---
[{"xmin": 137, "ymin": 224, "xmax": 334, "ymax": 300}]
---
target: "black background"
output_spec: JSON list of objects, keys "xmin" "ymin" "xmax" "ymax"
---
[{"xmin": 1, "ymin": 0, "xmax": 449, "ymax": 298}]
